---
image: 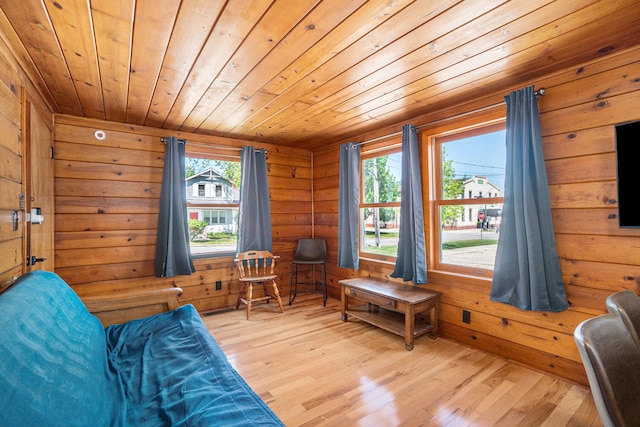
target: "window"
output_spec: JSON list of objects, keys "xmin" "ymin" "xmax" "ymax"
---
[
  {"xmin": 432, "ymin": 122, "xmax": 505, "ymax": 275},
  {"xmin": 185, "ymin": 157, "xmax": 240, "ymax": 257},
  {"xmin": 359, "ymin": 148, "xmax": 402, "ymax": 260},
  {"xmin": 203, "ymin": 209, "xmax": 227, "ymax": 224}
]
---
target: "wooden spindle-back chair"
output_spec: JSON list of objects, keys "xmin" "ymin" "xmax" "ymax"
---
[{"xmin": 234, "ymin": 250, "xmax": 284, "ymax": 320}]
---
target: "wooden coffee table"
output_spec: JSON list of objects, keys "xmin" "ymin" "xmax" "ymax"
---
[{"xmin": 339, "ymin": 277, "xmax": 439, "ymax": 350}]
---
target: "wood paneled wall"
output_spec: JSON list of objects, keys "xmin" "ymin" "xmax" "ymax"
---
[
  {"xmin": 0, "ymin": 12, "xmax": 54, "ymax": 287},
  {"xmin": 53, "ymin": 115, "xmax": 313, "ymax": 312},
  {"xmin": 0, "ymin": 39, "xmax": 23, "ymax": 285},
  {"xmin": 3, "ymin": 0, "xmax": 637, "ymax": 386},
  {"xmin": 313, "ymin": 46, "xmax": 640, "ymax": 386}
]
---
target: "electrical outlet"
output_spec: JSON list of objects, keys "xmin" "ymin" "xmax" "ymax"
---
[
  {"xmin": 215, "ymin": 280, "xmax": 222, "ymax": 290},
  {"xmin": 462, "ymin": 310, "xmax": 471, "ymax": 324}
]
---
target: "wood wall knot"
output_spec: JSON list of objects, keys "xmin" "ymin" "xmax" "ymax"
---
[{"xmin": 594, "ymin": 100, "xmax": 609, "ymax": 109}]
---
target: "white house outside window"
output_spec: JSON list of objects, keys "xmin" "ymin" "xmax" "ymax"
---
[{"xmin": 185, "ymin": 158, "xmax": 240, "ymax": 257}]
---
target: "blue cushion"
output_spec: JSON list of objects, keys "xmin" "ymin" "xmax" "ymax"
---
[
  {"xmin": 106, "ymin": 304, "xmax": 283, "ymax": 426},
  {"xmin": 0, "ymin": 270, "xmax": 124, "ymax": 426},
  {"xmin": 0, "ymin": 271, "xmax": 283, "ymax": 426}
]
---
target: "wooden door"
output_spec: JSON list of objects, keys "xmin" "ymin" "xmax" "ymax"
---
[{"xmin": 24, "ymin": 101, "xmax": 54, "ymax": 272}]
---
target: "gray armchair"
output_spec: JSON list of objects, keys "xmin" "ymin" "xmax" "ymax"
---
[
  {"xmin": 574, "ymin": 312, "xmax": 640, "ymax": 426},
  {"xmin": 606, "ymin": 289, "xmax": 640, "ymax": 348}
]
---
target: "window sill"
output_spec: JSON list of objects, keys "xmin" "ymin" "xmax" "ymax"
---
[
  {"xmin": 427, "ymin": 269, "xmax": 493, "ymax": 288},
  {"xmin": 359, "ymin": 256, "xmax": 396, "ymax": 266},
  {"xmin": 191, "ymin": 251, "xmax": 236, "ymax": 260}
]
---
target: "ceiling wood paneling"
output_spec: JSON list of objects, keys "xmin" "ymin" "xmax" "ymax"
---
[{"xmin": 1, "ymin": 0, "xmax": 639, "ymax": 148}]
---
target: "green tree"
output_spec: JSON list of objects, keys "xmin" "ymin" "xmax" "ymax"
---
[
  {"xmin": 188, "ymin": 219, "xmax": 208, "ymax": 241},
  {"xmin": 363, "ymin": 155, "xmax": 399, "ymax": 224},
  {"xmin": 441, "ymin": 147, "xmax": 465, "ymax": 228},
  {"xmin": 362, "ymin": 155, "xmax": 400, "ymax": 247},
  {"xmin": 185, "ymin": 158, "xmax": 212, "ymax": 178},
  {"xmin": 213, "ymin": 160, "xmax": 241, "ymax": 188}
]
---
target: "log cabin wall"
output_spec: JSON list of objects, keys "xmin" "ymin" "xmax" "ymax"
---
[
  {"xmin": 53, "ymin": 115, "xmax": 313, "ymax": 312},
  {"xmin": 0, "ymin": 14, "xmax": 54, "ymax": 287},
  {"xmin": 313, "ymin": 46, "xmax": 640, "ymax": 386}
]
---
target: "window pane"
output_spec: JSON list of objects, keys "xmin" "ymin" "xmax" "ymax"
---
[
  {"xmin": 441, "ymin": 130, "xmax": 505, "ymax": 200},
  {"xmin": 186, "ymin": 158, "xmax": 240, "ymax": 256},
  {"xmin": 361, "ymin": 207, "xmax": 400, "ymax": 256},
  {"xmin": 362, "ymin": 153, "xmax": 402, "ymax": 203},
  {"xmin": 439, "ymin": 203, "xmax": 502, "ymax": 270},
  {"xmin": 359, "ymin": 150, "xmax": 402, "ymax": 259}
]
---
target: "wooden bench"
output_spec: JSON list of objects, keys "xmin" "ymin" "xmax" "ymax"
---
[{"xmin": 339, "ymin": 277, "xmax": 439, "ymax": 350}]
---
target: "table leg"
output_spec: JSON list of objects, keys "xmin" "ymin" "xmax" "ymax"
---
[
  {"xmin": 405, "ymin": 304, "xmax": 415, "ymax": 351},
  {"xmin": 429, "ymin": 300, "xmax": 438, "ymax": 336},
  {"xmin": 341, "ymin": 286, "xmax": 348, "ymax": 322}
]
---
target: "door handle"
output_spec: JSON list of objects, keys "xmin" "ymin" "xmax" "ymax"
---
[{"xmin": 27, "ymin": 256, "xmax": 46, "ymax": 266}]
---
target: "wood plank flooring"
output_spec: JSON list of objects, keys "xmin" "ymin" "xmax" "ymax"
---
[{"xmin": 201, "ymin": 294, "xmax": 602, "ymax": 426}]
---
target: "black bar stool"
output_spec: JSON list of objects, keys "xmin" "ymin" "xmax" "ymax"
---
[{"xmin": 289, "ymin": 238, "xmax": 327, "ymax": 306}]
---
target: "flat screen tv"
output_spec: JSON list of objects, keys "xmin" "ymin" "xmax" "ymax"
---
[{"xmin": 615, "ymin": 120, "xmax": 640, "ymax": 228}]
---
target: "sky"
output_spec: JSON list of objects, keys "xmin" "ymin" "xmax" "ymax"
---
[
  {"xmin": 445, "ymin": 129, "xmax": 506, "ymax": 191},
  {"xmin": 384, "ymin": 129, "xmax": 506, "ymax": 192}
]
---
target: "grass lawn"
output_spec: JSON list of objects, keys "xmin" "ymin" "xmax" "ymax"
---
[
  {"xmin": 364, "ymin": 245, "xmax": 398, "ymax": 256},
  {"xmin": 365, "ymin": 238, "xmax": 498, "ymax": 256},
  {"xmin": 191, "ymin": 237, "xmax": 237, "ymax": 246},
  {"xmin": 442, "ymin": 239, "xmax": 498, "ymax": 250}
]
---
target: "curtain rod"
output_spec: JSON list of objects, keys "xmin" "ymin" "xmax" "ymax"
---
[
  {"xmin": 356, "ymin": 87, "xmax": 546, "ymax": 146},
  {"xmin": 160, "ymin": 137, "xmax": 242, "ymax": 151}
]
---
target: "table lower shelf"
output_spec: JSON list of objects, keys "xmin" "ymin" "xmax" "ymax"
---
[{"xmin": 343, "ymin": 304, "xmax": 435, "ymax": 340}]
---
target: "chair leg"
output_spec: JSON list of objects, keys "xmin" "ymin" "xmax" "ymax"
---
[
  {"xmin": 245, "ymin": 283, "xmax": 253, "ymax": 320},
  {"xmin": 262, "ymin": 282, "xmax": 270, "ymax": 304},
  {"xmin": 271, "ymin": 279, "xmax": 285, "ymax": 313},
  {"xmin": 289, "ymin": 262, "xmax": 297, "ymax": 305},
  {"xmin": 321, "ymin": 263, "xmax": 327, "ymax": 307},
  {"xmin": 236, "ymin": 282, "xmax": 245, "ymax": 310}
]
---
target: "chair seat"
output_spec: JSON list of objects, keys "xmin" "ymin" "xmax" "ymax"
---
[
  {"xmin": 239, "ymin": 275, "xmax": 277, "ymax": 282},
  {"xmin": 292, "ymin": 259, "xmax": 324, "ymax": 265}
]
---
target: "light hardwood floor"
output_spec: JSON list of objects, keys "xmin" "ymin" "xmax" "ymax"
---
[{"xmin": 201, "ymin": 294, "xmax": 602, "ymax": 427}]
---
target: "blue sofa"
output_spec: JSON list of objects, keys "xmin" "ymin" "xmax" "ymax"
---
[{"xmin": 0, "ymin": 270, "xmax": 284, "ymax": 426}]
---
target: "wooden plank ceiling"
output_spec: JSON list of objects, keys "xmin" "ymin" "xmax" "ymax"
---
[{"xmin": 1, "ymin": 0, "xmax": 639, "ymax": 149}]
